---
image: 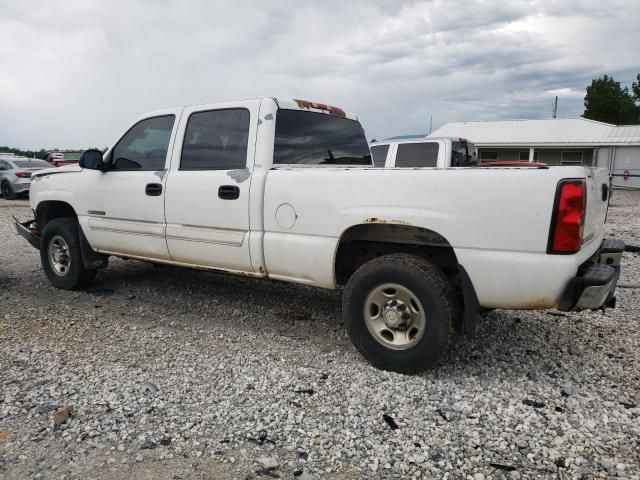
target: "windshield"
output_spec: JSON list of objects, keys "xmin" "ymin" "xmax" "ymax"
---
[
  {"xmin": 274, "ymin": 110, "xmax": 372, "ymax": 166},
  {"xmin": 13, "ymin": 160, "xmax": 52, "ymax": 168},
  {"xmin": 451, "ymin": 141, "xmax": 477, "ymax": 167}
]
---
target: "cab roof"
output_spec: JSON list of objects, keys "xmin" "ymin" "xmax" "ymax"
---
[{"xmin": 143, "ymin": 98, "xmax": 358, "ymax": 122}]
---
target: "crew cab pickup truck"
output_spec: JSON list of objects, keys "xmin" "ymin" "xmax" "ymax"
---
[
  {"xmin": 370, "ymin": 136, "xmax": 477, "ymax": 168},
  {"xmin": 14, "ymin": 97, "xmax": 624, "ymax": 372}
]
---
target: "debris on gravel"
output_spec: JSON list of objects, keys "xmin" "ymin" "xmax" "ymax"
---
[
  {"xmin": 1, "ymin": 192, "xmax": 639, "ymax": 479},
  {"xmin": 52, "ymin": 406, "xmax": 74, "ymax": 427},
  {"xmin": 521, "ymin": 399, "xmax": 546, "ymax": 408},
  {"xmin": 382, "ymin": 413, "xmax": 400, "ymax": 430},
  {"xmin": 141, "ymin": 382, "xmax": 160, "ymax": 394}
]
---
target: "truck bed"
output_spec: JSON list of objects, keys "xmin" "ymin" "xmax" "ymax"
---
[{"xmin": 262, "ymin": 165, "xmax": 610, "ymax": 309}]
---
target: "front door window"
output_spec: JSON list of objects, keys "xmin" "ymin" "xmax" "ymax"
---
[{"xmin": 110, "ymin": 115, "xmax": 175, "ymax": 171}]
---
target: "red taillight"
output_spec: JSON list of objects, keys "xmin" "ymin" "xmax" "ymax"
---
[
  {"xmin": 548, "ymin": 180, "xmax": 586, "ymax": 254},
  {"xmin": 15, "ymin": 171, "xmax": 32, "ymax": 178}
]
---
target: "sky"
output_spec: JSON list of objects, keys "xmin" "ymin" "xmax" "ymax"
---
[{"xmin": 1, "ymin": 0, "xmax": 639, "ymax": 149}]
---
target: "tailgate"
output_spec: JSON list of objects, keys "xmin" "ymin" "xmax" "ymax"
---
[{"xmin": 582, "ymin": 167, "xmax": 610, "ymax": 250}]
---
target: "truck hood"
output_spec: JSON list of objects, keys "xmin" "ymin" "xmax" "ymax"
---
[{"xmin": 32, "ymin": 164, "xmax": 82, "ymax": 178}]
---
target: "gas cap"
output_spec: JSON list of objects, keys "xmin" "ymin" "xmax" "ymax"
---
[{"xmin": 275, "ymin": 203, "xmax": 297, "ymax": 230}]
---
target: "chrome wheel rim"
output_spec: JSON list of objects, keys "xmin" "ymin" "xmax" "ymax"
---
[
  {"xmin": 48, "ymin": 235, "xmax": 71, "ymax": 276},
  {"xmin": 363, "ymin": 283, "xmax": 426, "ymax": 350}
]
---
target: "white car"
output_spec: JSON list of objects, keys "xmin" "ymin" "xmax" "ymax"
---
[
  {"xmin": 0, "ymin": 156, "xmax": 53, "ymax": 199},
  {"xmin": 15, "ymin": 97, "xmax": 623, "ymax": 372}
]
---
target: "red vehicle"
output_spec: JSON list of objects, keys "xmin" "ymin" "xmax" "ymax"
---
[
  {"xmin": 42, "ymin": 150, "xmax": 82, "ymax": 167},
  {"xmin": 479, "ymin": 161, "xmax": 548, "ymax": 168}
]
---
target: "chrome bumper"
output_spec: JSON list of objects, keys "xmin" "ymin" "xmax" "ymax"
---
[
  {"xmin": 559, "ymin": 239, "xmax": 624, "ymax": 311},
  {"xmin": 13, "ymin": 216, "xmax": 40, "ymax": 250}
]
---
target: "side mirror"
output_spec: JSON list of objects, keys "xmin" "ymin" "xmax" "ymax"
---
[{"xmin": 79, "ymin": 149, "xmax": 106, "ymax": 171}]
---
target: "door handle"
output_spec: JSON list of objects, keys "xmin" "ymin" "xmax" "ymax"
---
[
  {"xmin": 145, "ymin": 183, "xmax": 163, "ymax": 196},
  {"xmin": 218, "ymin": 185, "xmax": 240, "ymax": 200}
]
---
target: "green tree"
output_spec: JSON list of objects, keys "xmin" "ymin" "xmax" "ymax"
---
[
  {"xmin": 583, "ymin": 74, "xmax": 639, "ymax": 124},
  {"xmin": 632, "ymin": 73, "xmax": 640, "ymax": 105},
  {"xmin": 0, "ymin": 146, "xmax": 48, "ymax": 158}
]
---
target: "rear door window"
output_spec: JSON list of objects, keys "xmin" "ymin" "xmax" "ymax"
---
[
  {"xmin": 181, "ymin": 109, "xmax": 250, "ymax": 170},
  {"xmin": 395, "ymin": 142, "xmax": 439, "ymax": 167},
  {"xmin": 370, "ymin": 145, "xmax": 389, "ymax": 167},
  {"xmin": 274, "ymin": 110, "xmax": 371, "ymax": 166}
]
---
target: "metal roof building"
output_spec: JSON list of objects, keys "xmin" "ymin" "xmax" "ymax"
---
[
  {"xmin": 431, "ymin": 118, "xmax": 640, "ymax": 146},
  {"xmin": 430, "ymin": 118, "xmax": 640, "ymax": 188}
]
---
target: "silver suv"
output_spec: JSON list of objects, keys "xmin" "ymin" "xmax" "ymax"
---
[{"xmin": 0, "ymin": 156, "xmax": 52, "ymax": 199}]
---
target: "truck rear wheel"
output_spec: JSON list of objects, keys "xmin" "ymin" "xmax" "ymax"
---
[
  {"xmin": 40, "ymin": 218, "xmax": 97, "ymax": 290},
  {"xmin": 343, "ymin": 254, "xmax": 458, "ymax": 373}
]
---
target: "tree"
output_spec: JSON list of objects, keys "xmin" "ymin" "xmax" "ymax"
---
[
  {"xmin": 632, "ymin": 73, "xmax": 640, "ymax": 106},
  {"xmin": 583, "ymin": 74, "xmax": 639, "ymax": 124},
  {"xmin": 0, "ymin": 146, "xmax": 48, "ymax": 158}
]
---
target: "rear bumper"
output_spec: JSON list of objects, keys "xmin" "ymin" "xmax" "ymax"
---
[
  {"xmin": 13, "ymin": 216, "xmax": 40, "ymax": 250},
  {"xmin": 11, "ymin": 178, "xmax": 31, "ymax": 193},
  {"xmin": 558, "ymin": 238, "xmax": 624, "ymax": 311}
]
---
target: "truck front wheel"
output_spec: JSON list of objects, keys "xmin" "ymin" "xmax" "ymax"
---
[
  {"xmin": 40, "ymin": 218, "xmax": 97, "ymax": 289},
  {"xmin": 343, "ymin": 254, "xmax": 458, "ymax": 373}
]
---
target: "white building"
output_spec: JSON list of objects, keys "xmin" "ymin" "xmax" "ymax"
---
[{"xmin": 430, "ymin": 118, "xmax": 640, "ymax": 189}]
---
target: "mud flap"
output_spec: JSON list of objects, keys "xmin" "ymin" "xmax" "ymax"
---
[
  {"xmin": 79, "ymin": 227, "xmax": 108, "ymax": 269},
  {"xmin": 458, "ymin": 265, "xmax": 481, "ymax": 339}
]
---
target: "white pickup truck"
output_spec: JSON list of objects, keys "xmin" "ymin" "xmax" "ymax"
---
[
  {"xmin": 15, "ymin": 97, "xmax": 624, "ymax": 372},
  {"xmin": 370, "ymin": 136, "xmax": 477, "ymax": 168}
]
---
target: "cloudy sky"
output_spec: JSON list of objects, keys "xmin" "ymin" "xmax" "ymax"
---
[{"xmin": 1, "ymin": 0, "xmax": 639, "ymax": 149}]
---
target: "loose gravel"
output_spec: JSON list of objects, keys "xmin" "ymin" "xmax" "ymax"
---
[{"xmin": 1, "ymin": 191, "xmax": 639, "ymax": 479}]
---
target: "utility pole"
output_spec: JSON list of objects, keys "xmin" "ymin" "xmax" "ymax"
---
[
  {"xmin": 552, "ymin": 96, "xmax": 558, "ymax": 119},
  {"xmin": 429, "ymin": 115, "xmax": 432, "ymax": 135}
]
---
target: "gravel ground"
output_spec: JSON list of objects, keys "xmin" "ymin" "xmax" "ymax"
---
[{"xmin": 1, "ymin": 191, "xmax": 639, "ymax": 480}]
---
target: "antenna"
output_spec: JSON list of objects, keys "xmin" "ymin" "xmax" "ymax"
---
[
  {"xmin": 429, "ymin": 114, "xmax": 433, "ymax": 135},
  {"xmin": 552, "ymin": 96, "xmax": 558, "ymax": 119}
]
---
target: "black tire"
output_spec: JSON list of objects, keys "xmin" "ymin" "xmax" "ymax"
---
[
  {"xmin": 1, "ymin": 181, "xmax": 16, "ymax": 200},
  {"xmin": 343, "ymin": 254, "xmax": 459, "ymax": 373},
  {"xmin": 40, "ymin": 218, "xmax": 97, "ymax": 289}
]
